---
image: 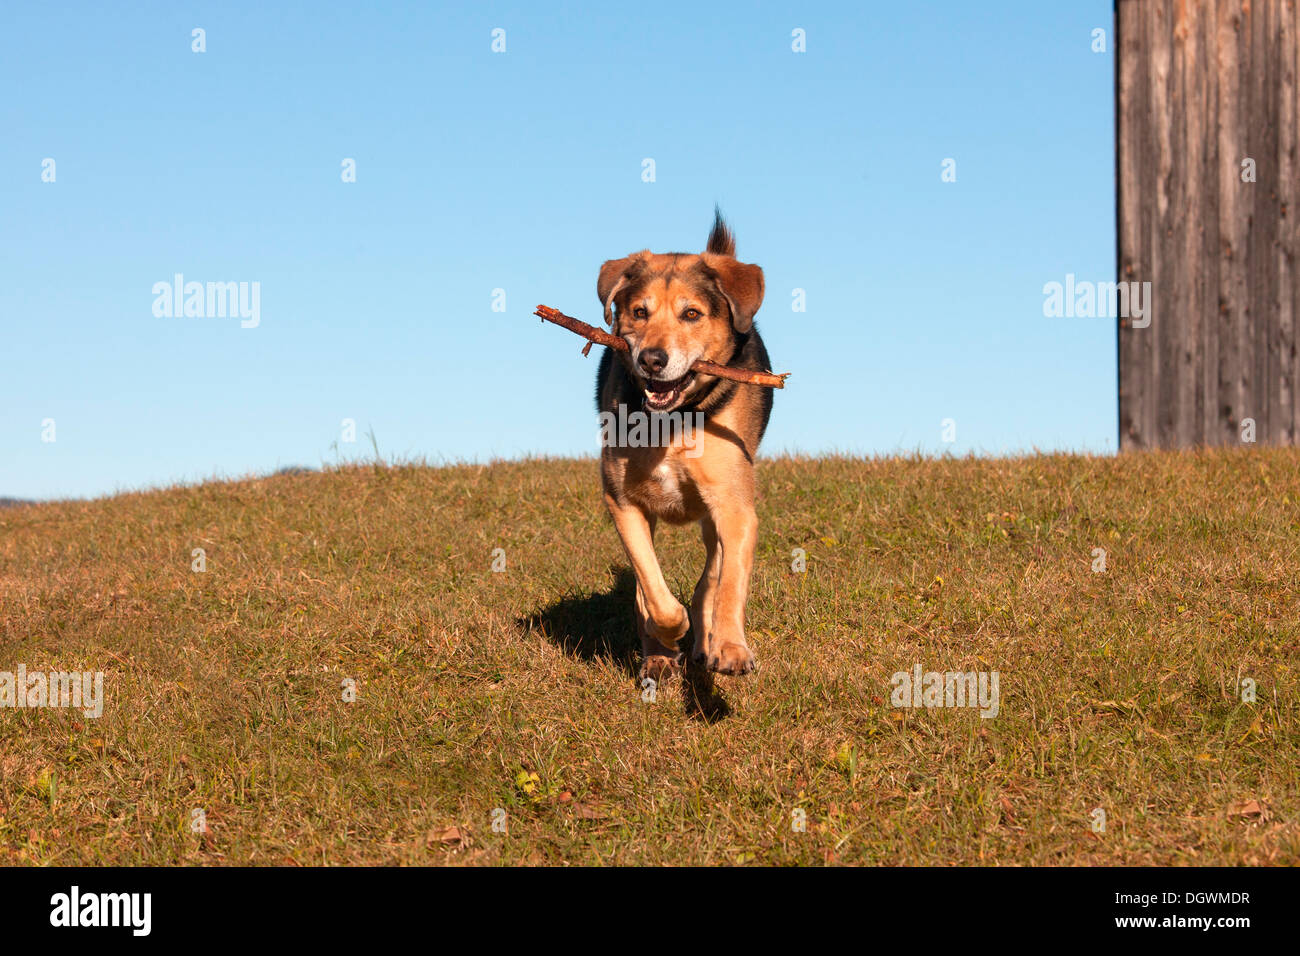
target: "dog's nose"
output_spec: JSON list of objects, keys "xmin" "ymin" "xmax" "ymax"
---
[{"xmin": 638, "ymin": 348, "xmax": 669, "ymax": 376}]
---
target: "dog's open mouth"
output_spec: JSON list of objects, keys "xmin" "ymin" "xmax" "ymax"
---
[{"xmin": 642, "ymin": 372, "xmax": 693, "ymax": 410}]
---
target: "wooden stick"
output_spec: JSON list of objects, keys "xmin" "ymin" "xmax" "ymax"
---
[{"xmin": 535, "ymin": 304, "xmax": 790, "ymax": 389}]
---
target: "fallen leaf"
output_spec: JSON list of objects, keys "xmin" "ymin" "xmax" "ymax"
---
[
  {"xmin": 1227, "ymin": 799, "xmax": 1264, "ymax": 819},
  {"xmin": 429, "ymin": 825, "xmax": 466, "ymax": 846},
  {"xmin": 572, "ymin": 802, "xmax": 610, "ymax": 820}
]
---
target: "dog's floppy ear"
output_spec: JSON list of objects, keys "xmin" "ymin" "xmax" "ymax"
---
[
  {"xmin": 701, "ymin": 253, "xmax": 765, "ymax": 333},
  {"xmin": 597, "ymin": 253, "xmax": 645, "ymax": 327}
]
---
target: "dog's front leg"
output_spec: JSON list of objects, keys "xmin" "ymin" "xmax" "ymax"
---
[
  {"xmin": 702, "ymin": 501, "xmax": 758, "ymax": 675},
  {"xmin": 604, "ymin": 493, "xmax": 689, "ymax": 678}
]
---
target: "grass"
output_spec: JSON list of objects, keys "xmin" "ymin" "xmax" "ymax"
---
[{"xmin": 0, "ymin": 450, "xmax": 1297, "ymax": 865}]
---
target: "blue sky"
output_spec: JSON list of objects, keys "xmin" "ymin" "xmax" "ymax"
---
[{"xmin": 1, "ymin": 1, "xmax": 1116, "ymax": 500}]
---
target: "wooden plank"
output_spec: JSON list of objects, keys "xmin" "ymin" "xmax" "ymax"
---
[
  {"xmin": 1178, "ymin": 0, "xmax": 1206, "ymax": 449},
  {"xmin": 1250, "ymin": 0, "xmax": 1273, "ymax": 441},
  {"xmin": 1273, "ymin": 1, "xmax": 1296, "ymax": 442},
  {"xmin": 1286, "ymin": 0, "xmax": 1300, "ymax": 443},
  {"xmin": 1118, "ymin": 0, "xmax": 1147, "ymax": 447},
  {"xmin": 1196, "ymin": 2, "xmax": 1216, "ymax": 444},
  {"xmin": 1153, "ymin": 0, "xmax": 1176, "ymax": 446},
  {"xmin": 1217, "ymin": 0, "xmax": 1249, "ymax": 446}
]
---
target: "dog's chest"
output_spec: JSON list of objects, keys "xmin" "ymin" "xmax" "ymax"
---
[
  {"xmin": 651, "ymin": 461, "xmax": 678, "ymax": 493},
  {"xmin": 625, "ymin": 453, "xmax": 703, "ymax": 522}
]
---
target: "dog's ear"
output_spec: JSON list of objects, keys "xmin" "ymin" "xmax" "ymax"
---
[
  {"xmin": 701, "ymin": 253, "xmax": 765, "ymax": 333},
  {"xmin": 597, "ymin": 253, "xmax": 645, "ymax": 327}
]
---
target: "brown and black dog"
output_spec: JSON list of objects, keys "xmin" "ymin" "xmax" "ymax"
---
[{"xmin": 595, "ymin": 209, "xmax": 774, "ymax": 681}]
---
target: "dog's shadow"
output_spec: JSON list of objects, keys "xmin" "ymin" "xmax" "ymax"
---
[{"xmin": 518, "ymin": 567, "xmax": 731, "ymax": 722}]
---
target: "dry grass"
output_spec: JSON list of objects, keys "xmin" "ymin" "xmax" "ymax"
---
[{"xmin": 1, "ymin": 450, "xmax": 1297, "ymax": 865}]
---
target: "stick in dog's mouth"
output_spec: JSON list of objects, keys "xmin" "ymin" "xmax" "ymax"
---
[{"xmin": 534, "ymin": 305, "xmax": 791, "ymax": 389}]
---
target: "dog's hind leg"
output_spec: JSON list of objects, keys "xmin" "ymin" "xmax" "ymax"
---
[
  {"xmin": 703, "ymin": 500, "xmax": 759, "ymax": 675},
  {"xmin": 689, "ymin": 516, "xmax": 722, "ymax": 667}
]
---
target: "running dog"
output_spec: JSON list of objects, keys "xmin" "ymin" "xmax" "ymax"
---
[{"xmin": 595, "ymin": 209, "xmax": 774, "ymax": 679}]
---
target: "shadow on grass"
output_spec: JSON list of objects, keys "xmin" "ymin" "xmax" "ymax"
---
[
  {"xmin": 519, "ymin": 566, "xmax": 731, "ymax": 723},
  {"xmin": 681, "ymin": 657, "xmax": 731, "ymax": 724},
  {"xmin": 520, "ymin": 567, "xmax": 640, "ymax": 677}
]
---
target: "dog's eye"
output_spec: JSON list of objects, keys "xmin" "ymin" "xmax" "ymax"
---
[
  {"xmin": 633, "ymin": 307, "xmax": 648, "ymax": 319},
  {"xmin": 682, "ymin": 308, "xmax": 701, "ymax": 321}
]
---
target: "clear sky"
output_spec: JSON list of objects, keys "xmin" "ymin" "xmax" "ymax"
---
[{"xmin": 1, "ymin": 1, "xmax": 1116, "ymax": 500}]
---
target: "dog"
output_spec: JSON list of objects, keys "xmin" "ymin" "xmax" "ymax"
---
[{"xmin": 595, "ymin": 209, "xmax": 773, "ymax": 680}]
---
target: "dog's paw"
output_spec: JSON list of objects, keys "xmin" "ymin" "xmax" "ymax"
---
[
  {"xmin": 705, "ymin": 640, "xmax": 756, "ymax": 676},
  {"xmin": 639, "ymin": 653, "xmax": 682, "ymax": 683}
]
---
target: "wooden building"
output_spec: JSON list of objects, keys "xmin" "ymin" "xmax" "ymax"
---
[{"xmin": 1117, "ymin": 0, "xmax": 1299, "ymax": 448}]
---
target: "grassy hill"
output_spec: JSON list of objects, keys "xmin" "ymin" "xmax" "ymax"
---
[{"xmin": 1, "ymin": 451, "xmax": 1297, "ymax": 865}]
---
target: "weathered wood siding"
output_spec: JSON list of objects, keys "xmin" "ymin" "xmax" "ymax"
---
[{"xmin": 1117, "ymin": 0, "xmax": 1299, "ymax": 448}]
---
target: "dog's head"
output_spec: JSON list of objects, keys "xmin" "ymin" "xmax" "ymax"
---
[{"xmin": 597, "ymin": 210, "xmax": 764, "ymax": 412}]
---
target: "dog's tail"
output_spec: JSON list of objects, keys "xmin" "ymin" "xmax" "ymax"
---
[{"xmin": 705, "ymin": 205, "xmax": 736, "ymax": 257}]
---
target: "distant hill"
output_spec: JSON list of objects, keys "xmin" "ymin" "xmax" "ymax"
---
[{"xmin": 0, "ymin": 468, "xmax": 313, "ymax": 507}]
